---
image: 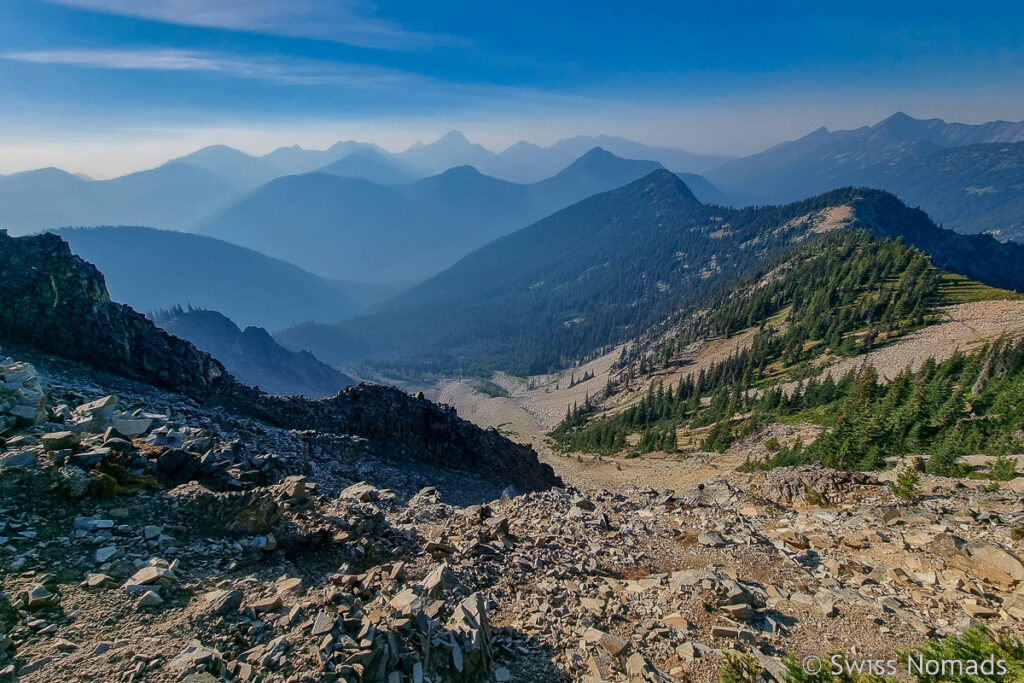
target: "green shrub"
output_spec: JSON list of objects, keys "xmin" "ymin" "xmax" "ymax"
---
[
  {"xmin": 989, "ymin": 454, "xmax": 1019, "ymax": 481},
  {"xmin": 781, "ymin": 652, "xmax": 878, "ymax": 682},
  {"xmin": 900, "ymin": 625, "xmax": 1024, "ymax": 682},
  {"xmin": 720, "ymin": 651, "xmax": 766, "ymax": 683},
  {"xmin": 469, "ymin": 379, "xmax": 510, "ymax": 398},
  {"xmin": 806, "ymin": 487, "xmax": 833, "ymax": 507},
  {"xmin": 892, "ymin": 468, "xmax": 921, "ymax": 503},
  {"xmin": 703, "ymin": 420, "xmax": 735, "ymax": 453}
]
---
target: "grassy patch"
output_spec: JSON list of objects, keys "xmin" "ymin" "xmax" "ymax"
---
[
  {"xmin": 470, "ymin": 379, "xmax": 511, "ymax": 398},
  {"xmin": 939, "ymin": 273, "xmax": 1022, "ymax": 304},
  {"xmin": 776, "ymin": 405, "xmax": 832, "ymax": 426}
]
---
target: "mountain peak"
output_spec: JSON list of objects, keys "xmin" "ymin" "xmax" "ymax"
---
[
  {"xmin": 555, "ymin": 147, "xmax": 618, "ymax": 172},
  {"xmin": 873, "ymin": 111, "xmax": 934, "ymax": 136},
  {"xmin": 636, "ymin": 168, "xmax": 699, "ymax": 203},
  {"xmin": 577, "ymin": 146, "xmax": 615, "ymax": 160},
  {"xmin": 551, "ymin": 147, "xmax": 663, "ymax": 185},
  {"xmin": 434, "ymin": 164, "xmax": 486, "ymax": 180},
  {"xmin": 187, "ymin": 144, "xmax": 251, "ymax": 157},
  {"xmin": 882, "ymin": 111, "xmax": 915, "ymax": 124},
  {"xmin": 436, "ymin": 129, "xmax": 470, "ymax": 145},
  {"xmin": 10, "ymin": 166, "xmax": 80, "ymax": 181}
]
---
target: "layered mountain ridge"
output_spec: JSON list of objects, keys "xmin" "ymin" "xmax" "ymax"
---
[
  {"xmin": 0, "ymin": 132, "xmax": 724, "ymax": 237},
  {"xmin": 197, "ymin": 148, "xmax": 667, "ymax": 282},
  {"xmin": 282, "ymin": 169, "xmax": 1024, "ymax": 377},
  {"xmin": 53, "ymin": 226, "xmax": 396, "ymax": 331},
  {"xmin": 707, "ymin": 112, "xmax": 1024, "ymax": 240},
  {"xmin": 153, "ymin": 307, "xmax": 357, "ymax": 399}
]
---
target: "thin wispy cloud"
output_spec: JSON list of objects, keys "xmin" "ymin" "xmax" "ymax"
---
[
  {"xmin": 40, "ymin": 0, "xmax": 468, "ymax": 50},
  {"xmin": 3, "ymin": 49, "xmax": 421, "ymax": 86}
]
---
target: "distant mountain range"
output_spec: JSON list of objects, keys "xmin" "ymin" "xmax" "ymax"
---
[
  {"xmin": 0, "ymin": 163, "xmax": 239, "ymax": 234},
  {"xmin": 54, "ymin": 226, "xmax": 397, "ymax": 331},
  {"xmin": 707, "ymin": 112, "xmax": 1024, "ymax": 240},
  {"xmin": 153, "ymin": 306, "xmax": 355, "ymax": 398},
  {"xmin": 0, "ymin": 131, "xmax": 723, "ymax": 236},
  {"xmin": 316, "ymin": 149, "xmax": 417, "ymax": 185},
  {"xmin": 392, "ymin": 130, "xmax": 732, "ymax": 182},
  {"xmin": 278, "ymin": 169, "xmax": 1024, "ymax": 377},
  {"xmin": 196, "ymin": 148, "xmax": 671, "ymax": 282}
]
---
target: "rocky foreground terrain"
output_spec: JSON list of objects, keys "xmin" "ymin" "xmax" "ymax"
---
[
  {"xmin": 2, "ymin": 351, "xmax": 1024, "ymax": 683},
  {"xmin": 1, "ymin": 231, "xmax": 1024, "ymax": 682}
]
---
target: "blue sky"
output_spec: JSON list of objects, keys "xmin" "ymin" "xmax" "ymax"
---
[{"xmin": 2, "ymin": 0, "xmax": 1024, "ymax": 177}]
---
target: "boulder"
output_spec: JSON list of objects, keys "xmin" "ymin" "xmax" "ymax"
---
[
  {"xmin": 168, "ymin": 641, "xmax": 222, "ymax": 674},
  {"xmin": 204, "ymin": 589, "xmax": 242, "ymax": 616},
  {"xmin": 966, "ymin": 541, "xmax": 1024, "ymax": 582},
  {"xmin": 339, "ymin": 481, "xmax": 380, "ymax": 503},
  {"xmin": 156, "ymin": 448, "xmax": 201, "ymax": 483},
  {"xmin": 446, "ymin": 592, "xmax": 494, "ymax": 678},
  {"xmin": 41, "ymin": 431, "xmax": 79, "ymax": 450},
  {"xmin": 138, "ymin": 590, "xmax": 164, "ymax": 608},
  {"xmin": 423, "ymin": 563, "xmax": 466, "ymax": 598},
  {"xmin": 698, "ymin": 530, "xmax": 728, "ymax": 547},
  {"xmin": 25, "ymin": 584, "xmax": 56, "ymax": 609},
  {"xmin": 127, "ymin": 566, "xmax": 178, "ymax": 587},
  {"xmin": 112, "ymin": 417, "xmax": 152, "ymax": 437},
  {"xmin": 0, "ymin": 451, "xmax": 37, "ymax": 470},
  {"xmin": 71, "ymin": 396, "xmax": 117, "ymax": 430}
]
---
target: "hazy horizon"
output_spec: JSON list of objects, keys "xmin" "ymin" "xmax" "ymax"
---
[
  {"xmin": 3, "ymin": 1, "xmax": 1024, "ymax": 178},
  {"xmin": 5, "ymin": 108, "xmax": 1024, "ymax": 180}
]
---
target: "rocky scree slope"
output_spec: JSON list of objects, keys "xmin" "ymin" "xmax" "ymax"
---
[
  {"xmin": 1, "ymin": 359, "xmax": 1023, "ymax": 683},
  {"xmin": 0, "ymin": 348, "xmax": 555, "ymax": 682},
  {"xmin": 0, "ymin": 230, "xmax": 559, "ymax": 494}
]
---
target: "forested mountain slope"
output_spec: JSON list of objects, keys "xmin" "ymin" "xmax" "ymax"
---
[
  {"xmin": 706, "ymin": 113, "xmax": 1024, "ymax": 240},
  {"xmin": 292, "ymin": 170, "xmax": 1024, "ymax": 378},
  {"xmin": 550, "ymin": 229, "xmax": 1024, "ymax": 477}
]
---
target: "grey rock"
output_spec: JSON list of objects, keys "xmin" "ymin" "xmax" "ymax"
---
[
  {"xmin": 138, "ymin": 590, "xmax": 163, "ymax": 608},
  {"xmin": 423, "ymin": 563, "xmax": 466, "ymax": 598},
  {"xmin": 698, "ymin": 530, "xmax": 728, "ymax": 547},
  {"xmin": 205, "ymin": 589, "xmax": 242, "ymax": 616}
]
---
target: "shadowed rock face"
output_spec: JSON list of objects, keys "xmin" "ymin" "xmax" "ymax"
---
[
  {"xmin": 0, "ymin": 230, "xmax": 561, "ymax": 493},
  {"xmin": 0, "ymin": 230, "xmax": 229, "ymax": 400}
]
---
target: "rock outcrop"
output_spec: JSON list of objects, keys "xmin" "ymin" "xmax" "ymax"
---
[
  {"xmin": 0, "ymin": 230, "xmax": 228, "ymax": 401},
  {"xmin": 0, "ymin": 231, "xmax": 560, "ymax": 493}
]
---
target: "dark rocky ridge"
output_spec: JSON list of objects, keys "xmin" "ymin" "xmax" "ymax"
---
[{"xmin": 0, "ymin": 230, "xmax": 560, "ymax": 493}]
